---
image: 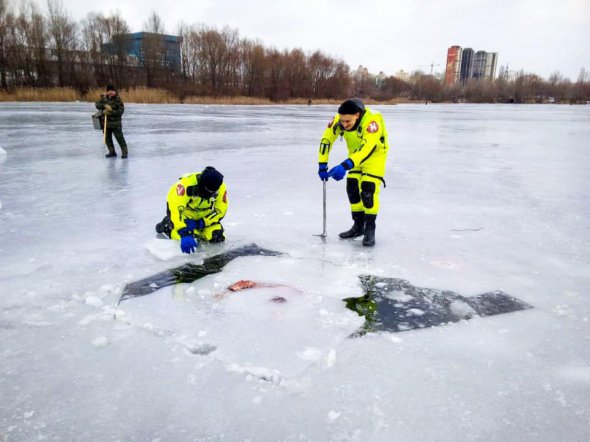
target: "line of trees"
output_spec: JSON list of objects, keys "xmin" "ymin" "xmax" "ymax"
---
[
  {"xmin": 408, "ymin": 69, "xmax": 590, "ymax": 104},
  {"xmin": 175, "ymin": 22, "xmax": 350, "ymax": 100},
  {"xmin": 1, "ymin": 0, "xmax": 589, "ymax": 103}
]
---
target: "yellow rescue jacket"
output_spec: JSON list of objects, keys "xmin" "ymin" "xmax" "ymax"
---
[
  {"xmin": 166, "ymin": 172, "xmax": 228, "ymax": 240},
  {"xmin": 318, "ymin": 106, "xmax": 389, "ymax": 167}
]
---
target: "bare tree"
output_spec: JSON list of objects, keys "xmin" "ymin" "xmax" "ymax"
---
[
  {"xmin": 283, "ymin": 48, "xmax": 309, "ymax": 98},
  {"xmin": 81, "ymin": 11, "xmax": 129, "ymax": 87},
  {"xmin": 46, "ymin": 0, "xmax": 77, "ymax": 87},
  {"xmin": 307, "ymin": 51, "xmax": 332, "ymax": 98},
  {"xmin": 573, "ymin": 68, "xmax": 590, "ymax": 103},
  {"xmin": 240, "ymin": 39, "xmax": 266, "ymax": 96},
  {"xmin": 411, "ymin": 72, "xmax": 443, "ymax": 102},
  {"xmin": 325, "ymin": 60, "xmax": 351, "ymax": 98},
  {"xmin": 378, "ymin": 75, "xmax": 411, "ymax": 101},
  {"xmin": 144, "ymin": 11, "xmax": 165, "ymax": 34},
  {"xmin": 177, "ymin": 23, "xmax": 202, "ymax": 85},
  {"xmin": 0, "ymin": 0, "xmax": 9, "ymax": 88},
  {"xmin": 81, "ymin": 13, "xmax": 109, "ymax": 84},
  {"xmin": 264, "ymin": 48, "xmax": 290, "ymax": 100},
  {"xmin": 195, "ymin": 26, "xmax": 240, "ymax": 95},
  {"xmin": 8, "ymin": 2, "xmax": 49, "ymax": 86},
  {"xmin": 138, "ymin": 12, "xmax": 179, "ymax": 87}
]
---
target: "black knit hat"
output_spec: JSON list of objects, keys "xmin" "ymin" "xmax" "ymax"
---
[
  {"xmin": 338, "ymin": 98, "xmax": 365, "ymax": 115},
  {"xmin": 199, "ymin": 167, "xmax": 224, "ymax": 192},
  {"xmin": 106, "ymin": 84, "xmax": 116, "ymax": 92}
]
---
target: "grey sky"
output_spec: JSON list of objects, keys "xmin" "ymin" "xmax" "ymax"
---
[{"xmin": 27, "ymin": 0, "xmax": 590, "ymax": 80}]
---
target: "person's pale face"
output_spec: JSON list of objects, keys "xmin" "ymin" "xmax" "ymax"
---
[
  {"xmin": 107, "ymin": 90, "xmax": 116, "ymax": 97},
  {"xmin": 339, "ymin": 113, "xmax": 360, "ymax": 131}
]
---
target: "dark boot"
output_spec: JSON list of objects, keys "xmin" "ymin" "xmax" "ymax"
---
[
  {"xmin": 121, "ymin": 145, "xmax": 128, "ymax": 159},
  {"xmin": 362, "ymin": 214, "xmax": 376, "ymax": 246},
  {"xmin": 105, "ymin": 146, "xmax": 116, "ymax": 158},
  {"xmin": 339, "ymin": 211, "xmax": 365, "ymax": 239},
  {"xmin": 210, "ymin": 228, "xmax": 226, "ymax": 243},
  {"xmin": 155, "ymin": 216, "xmax": 173, "ymax": 238}
]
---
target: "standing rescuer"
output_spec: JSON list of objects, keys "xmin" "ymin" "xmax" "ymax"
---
[
  {"xmin": 95, "ymin": 85, "xmax": 128, "ymax": 158},
  {"xmin": 317, "ymin": 98, "xmax": 389, "ymax": 246}
]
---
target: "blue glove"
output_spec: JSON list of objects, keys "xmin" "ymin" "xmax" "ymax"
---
[
  {"xmin": 185, "ymin": 219, "xmax": 205, "ymax": 231},
  {"xmin": 328, "ymin": 159, "xmax": 354, "ymax": 181},
  {"xmin": 180, "ymin": 235, "xmax": 198, "ymax": 254},
  {"xmin": 318, "ymin": 163, "xmax": 329, "ymax": 181}
]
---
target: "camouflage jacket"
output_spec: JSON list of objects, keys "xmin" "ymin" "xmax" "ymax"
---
[{"xmin": 95, "ymin": 94, "xmax": 125, "ymax": 128}]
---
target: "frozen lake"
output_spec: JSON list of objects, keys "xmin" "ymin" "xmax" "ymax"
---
[{"xmin": 1, "ymin": 102, "xmax": 589, "ymax": 441}]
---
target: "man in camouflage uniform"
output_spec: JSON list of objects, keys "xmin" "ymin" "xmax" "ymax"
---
[{"xmin": 95, "ymin": 85, "xmax": 128, "ymax": 158}]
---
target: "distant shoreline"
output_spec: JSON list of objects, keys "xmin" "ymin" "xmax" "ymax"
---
[
  {"xmin": 0, "ymin": 87, "xmax": 585, "ymax": 105},
  {"xmin": 0, "ymin": 87, "xmax": 407, "ymax": 105}
]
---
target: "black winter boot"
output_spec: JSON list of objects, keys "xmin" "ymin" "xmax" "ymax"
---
[
  {"xmin": 105, "ymin": 152, "xmax": 117, "ymax": 158},
  {"xmin": 155, "ymin": 216, "xmax": 173, "ymax": 238},
  {"xmin": 210, "ymin": 228, "xmax": 226, "ymax": 243},
  {"xmin": 362, "ymin": 214, "xmax": 376, "ymax": 246},
  {"xmin": 339, "ymin": 211, "xmax": 365, "ymax": 239},
  {"xmin": 121, "ymin": 145, "xmax": 128, "ymax": 159}
]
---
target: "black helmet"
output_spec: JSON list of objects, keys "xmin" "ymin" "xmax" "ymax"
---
[
  {"xmin": 338, "ymin": 98, "xmax": 365, "ymax": 115},
  {"xmin": 198, "ymin": 166, "xmax": 223, "ymax": 198}
]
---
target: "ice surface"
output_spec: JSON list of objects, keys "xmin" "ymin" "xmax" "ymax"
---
[
  {"xmin": 119, "ymin": 256, "xmax": 364, "ymax": 378},
  {"xmin": 1, "ymin": 102, "xmax": 589, "ymax": 441}
]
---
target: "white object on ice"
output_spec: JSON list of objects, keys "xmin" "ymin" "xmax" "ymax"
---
[{"xmin": 145, "ymin": 238, "xmax": 184, "ymax": 261}]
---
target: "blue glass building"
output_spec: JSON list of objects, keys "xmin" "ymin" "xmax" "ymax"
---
[{"xmin": 103, "ymin": 32, "xmax": 183, "ymax": 70}]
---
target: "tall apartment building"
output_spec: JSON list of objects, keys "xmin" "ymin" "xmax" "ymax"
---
[
  {"xmin": 472, "ymin": 50, "xmax": 487, "ymax": 79},
  {"xmin": 460, "ymin": 48, "xmax": 474, "ymax": 84},
  {"xmin": 445, "ymin": 45, "xmax": 498, "ymax": 84},
  {"xmin": 444, "ymin": 46, "xmax": 462, "ymax": 86},
  {"xmin": 484, "ymin": 52, "xmax": 498, "ymax": 78}
]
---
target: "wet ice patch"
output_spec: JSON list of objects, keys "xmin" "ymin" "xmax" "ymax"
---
[{"xmin": 345, "ymin": 276, "xmax": 531, "ymax": 334}]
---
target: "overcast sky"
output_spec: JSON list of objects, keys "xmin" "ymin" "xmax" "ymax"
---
[{"xmin": 25, "ymin": 0, "xmax": 590, "ymax": 80}]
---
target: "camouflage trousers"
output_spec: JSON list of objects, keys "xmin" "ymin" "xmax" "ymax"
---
[{"xmin": 105, "ymin": 126, "xmax": 128, "ymax": 156}]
